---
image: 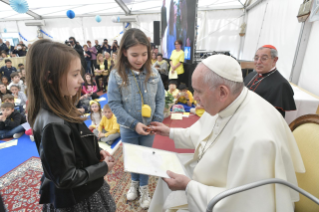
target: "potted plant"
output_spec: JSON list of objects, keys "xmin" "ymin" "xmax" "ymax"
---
[{"xmin": 164, "ymin": 91, "xmax": 174, "ymax": 118}]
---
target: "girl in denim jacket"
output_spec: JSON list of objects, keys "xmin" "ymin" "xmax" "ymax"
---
[{"xmin": 108, "ymin": 28, "xmax": 165, "ymax": 210}]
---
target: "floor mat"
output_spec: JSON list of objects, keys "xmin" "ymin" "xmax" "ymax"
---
[
  {"xmin": 0, "ymin": 157, "xmax": 43, "ymax": 212},
  {"xmin": 105, "ymin": 145, "xmax": 158, "ymax": 212}
]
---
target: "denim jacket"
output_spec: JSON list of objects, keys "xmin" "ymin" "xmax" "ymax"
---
[{"xmin": 108, "ymin": 67, "xmax": 165, "ymax": 131}]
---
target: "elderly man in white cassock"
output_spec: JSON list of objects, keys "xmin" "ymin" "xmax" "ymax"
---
[{"xmin": 149, "ymin": 55, "xmax": 305, "ymax": 212}]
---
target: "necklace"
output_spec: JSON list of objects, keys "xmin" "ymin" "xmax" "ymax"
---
[
  {"xmin": 198, "ymin": 91, "xmax": 248, "ymax": 161},
  {"xmin": 246, "ymin": 70, "xmax": 277, "ymax": 90}
]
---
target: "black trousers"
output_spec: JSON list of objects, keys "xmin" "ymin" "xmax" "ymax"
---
[
  {"xmin": 91, "ymin": 60, "xmax": 96, "ymax": 76},
  {"xmin": 95, "ymin": 75, "xmax": 108, "ymax": 91}
]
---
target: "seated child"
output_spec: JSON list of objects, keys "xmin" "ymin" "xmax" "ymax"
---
[
  {"xmin": 167, "ymin": 81, "xmax": 179, "ymax": 99},
  {"xmin": 0, "ymin": 83, "xmax": 12, "ymax": 103},
  {"xmin": 0, "ymin": 102, "xmax": 26, "ymax": 139},
  {"xmin": 10, "ymin": 85, "xmax": 27, "ymax": 109},
  {"xmin": 8, "ymin": 72, "xmax": 25, "ymax": 93},
  {"xmin": 1, "ymin": 76, "xmax": 9, "ymax": 87},
  {"xmin": 88, "ymin": 100, "xmax": 102, "ymax": 131},
  {"xmin": 82, "ymin": 73, "xmax": 100, "ymax": 99},
  {"xmin": 2, "ymin": 94, "xmax": 24, "ymax": 115},
  {"xmin": 175, "ymin": 84, "xmax": 195, "ymax": 108},
  {"xmin": 94, "ymin": 104, "xmax": 120, "ymax": 145}
]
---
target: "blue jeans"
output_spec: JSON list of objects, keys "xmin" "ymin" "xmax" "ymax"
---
[
  {"xmin": 120, "ymin": 127, "xmax": 155, "ymax": 186},
  {"xmin": 0, "ymin": 125, "xmax": 25, "ymax": 139},
  {"xmin": 86, "ymin": 60, "xmax": 91, "ymax": 74}
]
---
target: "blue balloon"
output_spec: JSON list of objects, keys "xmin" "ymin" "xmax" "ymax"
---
[
  {"xmin": 4, "ymin": 28, "xmax": 7, "ymax": 33},
  {"xmin": 10, "ymin": 0, "xmax": 29, "ymax": 14},
  {"xmin": 95, "ymin": 15, "xmax": 102, "ymax": 23},
  {"xmin": 66, "ymin": 10, "xmax": 75, "ymax": 19}
]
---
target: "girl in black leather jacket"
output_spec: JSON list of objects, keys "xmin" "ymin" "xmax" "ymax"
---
[{"xmin": 25, "ymin": 39, "xmax": 116, "ymax": 212}]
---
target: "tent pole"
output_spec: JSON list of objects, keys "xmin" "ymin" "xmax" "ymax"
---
[{"xmin": 289, "ymin": 20, "xmax": 312, "ymax": 84}]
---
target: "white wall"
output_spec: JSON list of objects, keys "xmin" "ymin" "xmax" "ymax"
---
[
  {"xmin": 241, "ymin": 0, "xmax": 302, "ymax": 79},
  {"xmin": 197, "ymin": 9, "xmax": 244, "ymax": 58},
  {"xmin": 298, "ymin": 21, "xmax": 319, "ymax": 96}
]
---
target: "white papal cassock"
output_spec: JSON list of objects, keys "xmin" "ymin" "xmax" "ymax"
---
[{"xmin": 149, "ymin": 87, "xmax": 305, "ymax": 212}]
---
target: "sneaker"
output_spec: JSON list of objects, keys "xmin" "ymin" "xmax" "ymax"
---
[
  {"xmin": 30, "ymin": 135, "xmax": 34, "ymax": 141},
  {"xmin": 13, "ymin": 132, "xmax": 24, "ymax": 138},
  {"xmin": 127, "ymin": 180, "xmax": 139, "ymax": 201},
  {"xmin": 139, "ymin": 185, "xmax": 151, "ymax": 209}
]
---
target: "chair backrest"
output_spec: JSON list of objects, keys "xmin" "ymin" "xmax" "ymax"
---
[{"xmin": 289, "ymin": 114, "xmax": 319, "ymax": 212}]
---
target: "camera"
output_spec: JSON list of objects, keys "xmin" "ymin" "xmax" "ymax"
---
[{"xmin": 65, "ymin": 40, "xmax": 71, "ymax": 46}]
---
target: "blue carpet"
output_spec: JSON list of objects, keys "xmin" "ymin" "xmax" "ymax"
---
[{"xmin": 0, "ymin": 94, "xmax": 113, "ymax": 177}]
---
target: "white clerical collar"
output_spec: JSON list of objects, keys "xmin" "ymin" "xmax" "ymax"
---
[{"xmin": 218, "ymin": 87, "xmax": 247, "ymax": 119}]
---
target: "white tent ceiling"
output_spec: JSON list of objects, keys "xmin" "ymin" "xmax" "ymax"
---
[{"xmin": 0, "ymin": 0, "xmax": 246, "ymax": 21}]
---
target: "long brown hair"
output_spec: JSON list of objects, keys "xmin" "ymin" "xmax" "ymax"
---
[
  {"xmin": 26, "ymin": 39, "xmax": 86, "ymax": 128},
  {"xmin": 96, "ymin": 53, "xmax": 105, "ymax": 65},
  {"xmin": 115, "ymin": 28, "xmax": 152, "ymax": 86}
]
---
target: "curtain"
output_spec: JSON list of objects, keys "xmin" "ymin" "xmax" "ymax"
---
[
  {"xmin": 298, "ymin": 21, "xmax": 319, "ymax": 96},
  {"xmin": 197, "ymin": 9, "xmax": 244, "ymax": 58},
  {"xmin": 241, "ymin": 0, "xmax": 302, "ymax": 79}
]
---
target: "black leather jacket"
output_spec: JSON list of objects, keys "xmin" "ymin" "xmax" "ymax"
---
[{"xmin": 33, "ymin": 108, "xmax": 108, "ymax": 208}]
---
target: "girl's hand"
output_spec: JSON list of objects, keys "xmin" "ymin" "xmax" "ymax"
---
[
  {"xmin": 100, "ymin": 149, "xmax": 112, "ymax": 161},
  {"xmin": 88, "ymin": 125, "xmax": 94, "ymax": 130},
  {"xmin": 135, "ymin": 122, "xmax": 150, "ymax": 135},
  {"xmin": 104, "ymin": 156, "xmax": 115, "ymax": 172}
]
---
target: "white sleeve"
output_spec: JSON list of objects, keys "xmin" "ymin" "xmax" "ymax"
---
[
  {"xmin": 184, "ymin": 138, "xmax": 289, "ymax": 212},
  {"xmin": 169, "ymin": 112, "xmax": 214, "ymax": 149}
]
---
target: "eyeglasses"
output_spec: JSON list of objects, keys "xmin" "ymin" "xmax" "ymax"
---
[{"xmin": 253, "ymin": 56, "xmax": 269, "ymax": 62}]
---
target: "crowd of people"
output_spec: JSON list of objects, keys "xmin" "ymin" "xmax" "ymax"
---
[
  {"xmin": 0, "ymin": 38, "xmax": 30, "ymax": 59},
  {"xmin": 0, "ymin": 24, "xmax": 303, "ymax": 212}
]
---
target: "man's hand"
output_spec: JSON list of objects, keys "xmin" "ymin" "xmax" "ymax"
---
[
  {"xmin": 135, "ymin": 122, "xmax": 150, "ymax": 135},
  {"xmin": 163, "ymin": 170, "xmax": 191, "ymax": 191},
  {"xmin": 150, "ymin": 122, "xmax": 170, "ymax": 137}
]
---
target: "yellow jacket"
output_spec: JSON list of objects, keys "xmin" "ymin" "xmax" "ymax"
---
[
  {"xmin": 176, "ymin": 90, "xmax": 194, "ymax": 104},
  {"xmin": 98, "ymin": 114, "xmax": 120, "ymax": 137}
]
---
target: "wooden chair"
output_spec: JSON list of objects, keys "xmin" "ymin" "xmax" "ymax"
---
[{"xmin": 289, "ymin": 114, "xmax": 319, "ymax": 212}]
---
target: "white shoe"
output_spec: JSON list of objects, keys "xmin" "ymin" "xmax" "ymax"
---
[
  {"xmin": 30, "ymin": 135, "xmax": 34, "ymax": 141},
  {"xmin": 127, "ymin": 180, "xmax": 139, "ymax": 201},
  {"xmin": 139, "ymin": 185, "xmax": 151, "ymax": 209},
  {"xmin": 13, "ymin": 132, "xmax": 24, "ymax": 138}
]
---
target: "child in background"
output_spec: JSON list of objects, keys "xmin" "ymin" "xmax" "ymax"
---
[
  {"xmin": 8, "ymin": 72, "xmax": 25, "ymax": 93},
  {"xmin": 89, "ymin": 100, "xmax": 102, "ymax": 131},
  {"xmin": 0, "ymin": 102, "xmax": 26, "ymax": 139},
  {"xmin": 108, "ymin": 28, "xmax": 165, "ymax": 209},
  {"xmin": 2, "ymin": 94, "xmax": 25, "ymax": 115},
  {"xmin": 18, "ymin": 63, "xmax": 24, "ymax": 72},
  {"xmin": 175, "ymin": 83, "xmax": 195, "ymax": 107},
  {"xmin": 10, "ymin": 85, "xmax": 27, "ymax": 108},
  {"xmin": 82, "ymin": 73, "xmax": 100, "ymax": 99},
  {"xmin": 21, "ymin": 69, "xmax": 26, "ymax": 78},
  {"xmin": 94, "ymin": 104, "xmax": 120, "ymax": 145},
  {"xmin": 0, "ymin": 83, "xmax": 12, "ymax": 102},
  {"xmin": 167, "ymin": 81, "xmax": 179, "ymax": 99},
  {"xmin": 1, "ymin": 76, "xmax": 9, "ymax": 87}
]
